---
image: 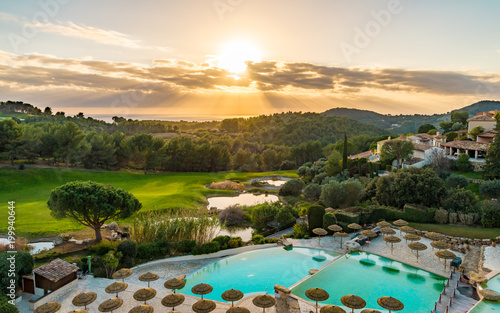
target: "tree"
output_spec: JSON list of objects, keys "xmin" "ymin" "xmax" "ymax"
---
[
  {"xmin": 102, "ymin": 250, "xmax": 122, "ymax": 278},
  {"xmin": 451, "ymin": 122, "xmax": 465, "ymax": 131},
  {"xmin": 0, "ymin": 119, "xmax": 24, "ymax": 165},
  {"xmin": 439, "ymin": 121, "xmax": 454, "ymax": 132},
  {"xmin": 442, "ymin": 188, "xmax": 478, "ymax": 213},
  {"xmin": 456, "ymin": 153, "xmax": 472, "ymax": 172},
  {"xmin": 418, "ymin": 123, "xmax": 437, "ymax": 134},
  {"xmin": 484, "ymin": 114, "xmax": 500, "ymax": 179},
  {"xmin": 47, "ymin": 181, "xmax": 142, "ymax": 241},
  {"xmin": 469, "ymin": 126, "xmax": 485, "ymax": 140},
  {"xmin": 342, "ymin": 133, "xmax": 348, "ymax": 170},
  {"xmin": 445, "ymin": 131, "xmax": 458, "ymax": 142},
  {"xmin": 279, "ymin": 179, "xmax": 305, "ymax": 196},
  {"xmin": 392, "ymin": 167, "xmax": 446, "ymax": 208},
  {"xmin": 0, "ymin": 295, "xmax": 18, "ymax": 313},
  {"xmin": 427, "ymin": 148, "xmax": 449, "ymax": 169},
  {"xmin": 55, "ymin": 122, "xmax": 85, "ymax": 167},
  {"xmin": 324, "ymin": 151, "xmax": 342, "ymax": 176},
  {"xmin": 303, "ymin": 183, "xmax": 322, "ymax": 202},
  {"xmin": 451, "ymin": 111, "xmax": 469, "ymax": 124},
  {"xmin": 380, "ymin": 140, "xmax": 414, "ymax": 169},
  {"xmin": 43, "ymin": 106, "xmax": 52, "ymax": 115}
]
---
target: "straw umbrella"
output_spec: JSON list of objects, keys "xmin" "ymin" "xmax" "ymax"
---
[
  {"xmin": 69, "ymin": 310, "xmax": 88, "ymax": 313},
  {"xmin": 361, "ymin": 310, "xmax": 381, "ymax": 313},
  {"xmin": 72, "ymin": 292, "xmax": 97, "ymax": 310},
  {"xmin": 34, "ymin": 302, "xmax": 61, "ymax": 313},
  {"xmin": 393, "ymin": 219, "xmax": 408, "ymax": 234},
  {"xmin": 192, "ymin": 283, "xmax": 213, "ymax": 300},
  {"xmin": 227, "ymin": 307, "xmax": 251, "ymax": 313},
  {"xmin": 470, "ymin": 271, "xmax": 488, "ymax": 284},
  {"xmin": 403, "ymin": 233, "xmax": 421, "ymax": 243},
  {"xmin": 133, "ymin": 288, "xmax": 157, "ymax": 305},
  {"xmin": 252, "ymin": 295, "xmax": 276, "ymax": 313},
  {"xmin": 105, "ymin": 282, "xmax": 128, "ymax": 298},
  {"xmin": 192, "ymin": 299, "xmax": 217, "ymax": 313},
  {"xmin": 164, "ymin": 277, "xmax": 186, "ymax": 293},
  {"xmin": 435, "ymin": 250, "xmax": 456, "ymax": 270},
  {"xmin": 340, "ymin": 295, "xmax": 366, "ymax": 313},
  {"xmin": 408, "ymin": 242, "xmax": 427, "ymax": 261},
  {"xmin": 221, "ymin": 289, "xmax": 244, "ymax": 307},
  {"xmin": 139, "ymin": 272, "xmax": 159, "ymax": 287},
  {"xmin": 328, "ymin": 224, "xmax": 343, "ymax": 233},
  {"xmin": 399, "ymin": 226, "xmax": 415, "ymax": 234},
  {"xmin": 320, "ymin": 305, "xmax": 346, "ymax": 313},
  {"xmin": 334, "ymin": 232, "xmax": 349, "ymax": 247},
  {"xmin": 376, "ymin": 221, "xmax": 391, "ymax": 228},
  {"xmin": 379, "ymin": 227, "xmax": 395, "ymax": 238},
  {"xmin": 305, "ymin": 288, "xmax": 329, "ymax": 313},
  {"xmin": 384, "ymin": 235, "xmax": 401, "ymax": 253},
  {"xmin": 112, "ymin": 268, "xmax": 133, "ymax": 282},
  {"xmin": 430, "ymin": 240, "xmax": 449, "ymax": 251},
  {"xmin": 360, "ymin": 230, "xmax": 377, "ymax": 246},
  {"xmin": 377, "ymin": 296, "xmax": 404, "ymax": 313},
  {"xmin": 129, "ymin": 305, "xmax": 154, "ymax": 313},
  {"xmin": 313, "ymin": 228, "xmax": 328, "ymax": 246},
  {"xmin": 425, "ymin": 232, "xmax": 443, "ymax": 241},
  {"xmin": 98, "ymin": 298, "xmax": 124, "ymax": 313},
  {"xmin": 347, "ymin": 223, "xmax": 362, "ymax": 232},
  {"xmin": 162, "ymin": 293, "xmax": 185, "ymax": 311}
]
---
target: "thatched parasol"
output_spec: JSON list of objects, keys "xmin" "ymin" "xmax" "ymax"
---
[
  {"xmin": 161, "ymin": 293, "xmax": 185, "ymax": 311},
  {"xmin": 470, "ymin": 271, "xmax": 488, "ymax": 284},
  {"xmin": 252, "ymin": 295, "xmax": 276, "ymax": 313},
  {"xmin": 98, "ymin": 298, "xmax": 124, "ymax": 313},
  {"xmin": 305, "ymin": 288, "xmax": 329, "ymax": 313},
  {"xmin": 480, "ymin": 289, "xmax": 500, "ymax": 301},
  {"xmin": 129, "ymin": 304, "xmax": 154, "ymax": 313},
  {"xmin": 313, "ymin": 228, "xmax": 328, "ymax": 245},
  {"xmin": 192, "ymin": 283, "xmax": 214, "ymax": 300},
  {"xmin": 112, "ymin": 268, "xmax": 133, "ymax": 282},
  {"xmin": 133, "ymin": 288, "xmax": 157, "ymax": 304},
  {"xmin": 139, "ymin": 272, "xmax": 160, "ymax": 287},
  {"xmin": 383, "ymin": 235, "xmax": 401, "ymax": 253},
  {"xmin": 399, "ymin": 226, "xmax": 415, "ymax": 234},
  {"xmin": 360, "ymin": 310, "xmax": 381, "ymax": 313},
  {"xmin": 340, "ymin": 295, "xmax": 366, "ymax": 313},
  {"xmin": 360, "ymin": 230, "xmax": 377, "ymax": 238},
  {"xmin": 227, "ymin": 307, "xmax": 251, "ymax": 313},
  {"xmin": 435, "ymin": 250, "xmax": 456, "ymax": 270},
  {"xmin": 408, "ymin": 242, "xmax": 427, "ymax": 261},
  {"xmin": 328, "ymin": 224, "xmax": 343, "ymax": 232},
  {"xmin": 334, "ymin": 232, "xmax": 349, "ymax": 247},
  {"xmin": 379, "ymin": 227, "xmax": 395, "ymax": 237},
  {"xmin": 430, "ymin": 240, "xmax": 449, "ymax": 250},
  {"xmin": 347, "ymin": 223, "xmax": 362, "ymax": 231},
  {"xmin": 320, "ymin": 305, "xmax": 346, "ymax": 313},
  {"xmin": 403, "ymin": 233, "xmax": 421, "ymax": 243},
  {"xmin": 72, "ymin": 292, "xmax": 97, "ymax": 310},
  {"xmin": 34, "ymin": 302, "xmax": 61, "ymax": 313},
  {"xmin": 222, "ymin": 289, "xmax": 244, "ymax": 307},
  {"xmin": 105, "ymin": 282, "xmax": 128, "ymax": 298},
  {"xmin": 164, "ymin": 277, "xmax": 186, "ymax": 293},
  {"xmin": 393, "ymin": 219, "xmax": 408, "ymax": 227},
  {"xmin": 376, "ymin": 221, "xmax": 392, "ymax": 228},
  {"xmin": 425, "ymin": 232, "xmax": 443, "ymax": 241},
  {"xmin": 69, "ymin": 310, "xmax": 88, "ymax": 313},
  {"xmin": 377, "ymin": 296, "xmax": 404, "ymax": 313},
  {"xmin": 192, "ymin": 299, "xmax": 217, "ymax": 313}
]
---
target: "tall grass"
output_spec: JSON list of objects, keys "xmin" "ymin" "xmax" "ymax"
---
[{"xmin": 131, "ymin": 210, "xmax": 220, "ymax": 244}]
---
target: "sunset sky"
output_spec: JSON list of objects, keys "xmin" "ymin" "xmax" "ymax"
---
[{"xmin": 1, "ymin": 0, "xmax": 500, "ymax": 119}]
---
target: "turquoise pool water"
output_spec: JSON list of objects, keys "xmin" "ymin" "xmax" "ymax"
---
[
  {"xmin": 292, "ymin": 251, "xmax": 446, "ymax": 313},
  {"xmin": 472, "ymin": 274, "xmax": 500, "ymax": 312},
  {"xmin": 180, "ymin": 247, "xmax": 339, "ymax": 302}
]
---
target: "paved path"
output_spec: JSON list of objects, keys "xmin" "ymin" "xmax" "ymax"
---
[{"xmin": 265, "ymin": 228, "xmax": 294, "ymax": 239}]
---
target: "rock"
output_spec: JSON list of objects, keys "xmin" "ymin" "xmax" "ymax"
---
[
  {"xmin": 108, "ymin": 222, "xmax": 119, "ymax": 231},
  {"xmin": 274, "ymin": 285, "xmax": 291, "ymax": 294},
  {"xmin": 53, "ymin": 238, "xmax": 63, "ymax": 246},
  {"xmin": 75, "ymin": 240, "xmax": 83, "ymax": 245},
  {"xmin": 176, "ymin": 274, "xmax": 186, "ymax": 280},
  {"xmin": 309, "ymin": 269, "xmax": 319, "ymax": 275},
  {"xmin": 83, "ymin": 239, "xmax": 92, "ymax": 244}
]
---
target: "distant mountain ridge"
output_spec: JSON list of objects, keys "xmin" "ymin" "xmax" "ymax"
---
[{"xmin": 323, "ymin": 100, "xmax": 500, "ymax": 133}]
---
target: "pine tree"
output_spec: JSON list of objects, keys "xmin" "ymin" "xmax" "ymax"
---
[
  {"xmin": 484, "ymin": 114, "xmax": 500, "ymax": 179},
  {"xmin": 342, "ymin": 133, "xmax": 348, "ymax": 170}
]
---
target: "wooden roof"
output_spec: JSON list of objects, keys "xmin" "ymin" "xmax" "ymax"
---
[
  {"xmin": 34, "ymin": 258, "xmax": 79, "ymax": 282},
  {"xmin": 442, "ymin": 140, "xmax": 489, "ymax": 151},
  {"xmin": 468, "ymin": 115, "xmax": 495, "ymax": 122}
]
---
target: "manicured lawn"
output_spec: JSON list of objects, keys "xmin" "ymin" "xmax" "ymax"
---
[
  {"xmin": 0, "ymin": 167, "xmax": 297, "ymax": 238},
  {"xmin": 0, "ymin": 112, "xmax": 31, "ymax": 119},
  {"xmin": 409, "ymin": 223, "xmax": 500, "ymax": 239},
  {"xmin": 451, "ymin": 170, "xmax": 484, "ymax": 180}
]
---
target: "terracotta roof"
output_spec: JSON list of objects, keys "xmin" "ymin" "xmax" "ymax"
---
[
  {"xmin": 348, "ymin": 150, "xmax": 372, "ymax": 160},
  {"xmin": 34, "ymin": 258, "xmax": 79, "ymax": 282},
  {"xmin": 468, "ymin": 115, "xmax": 496, "ymax": 122},
  {"xmin": 478, "ymin": 130, "xmax": 498, "ymax": 138},
  {"xmin": 413, "ymin": 143, "xmax": 433, "ymax": 151},
  {"xmin": 442, "ymin": 140, "xmax": 489, "ymax": 151},
  {"xmin": 416, "ymin": 133, "xmax": 433, "ymax": 140}
]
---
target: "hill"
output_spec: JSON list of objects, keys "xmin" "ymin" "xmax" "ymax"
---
[{"xmin": 323, "ymin": 100, "xmax": 500, "ymax": 133}]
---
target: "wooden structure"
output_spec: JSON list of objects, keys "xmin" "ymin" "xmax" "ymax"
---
[{"xmin": 33, "ymin": 258, "xmax": 79, "ymax": 294}]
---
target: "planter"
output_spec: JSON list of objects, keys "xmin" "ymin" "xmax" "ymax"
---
[
  {"xmin": 493, "ymin": 241, "xmax": 497, "ymax": 247},
  {"xmin": 466, "ymin": 244, "xmax": 470, "ymax": 249}
]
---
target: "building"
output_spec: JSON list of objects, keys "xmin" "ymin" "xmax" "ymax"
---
[
  {"xmin": 477, "ymin": 130, "xmax": 497, "ymax": 144},
  {"xmin": 441, "ymin": 140, "xmax": 488, "ymax": 160},
  {"xmin": 33, "ymin": 258, "xmax": 79, "ymax": 295},
  {"xmin": 468, "ymin": 113, "xmax": 497, "ymax": 133}
]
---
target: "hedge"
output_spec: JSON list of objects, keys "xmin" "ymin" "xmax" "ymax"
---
[
  {"xmin": 193, "ymin": 241, "xmax": 221, "ymax": 255},
  {"xmin": 334, "ymin": 211, "xmax": 360, "ymax": 224},
  {"xmin": 402, "ymin": 204, "xmax": 436, "ymax": 223},
  {"xmin": 323, "ymin": 212, "xmax": 337, "ymax": 232},
  {"xmin": 308, "ymin": 205, "xmax": 325, "ymax": 234}
]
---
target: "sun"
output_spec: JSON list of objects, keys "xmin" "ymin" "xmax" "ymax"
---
[{"xmin": 217, "ymin": 41, "xmax": 262, "ymax": 73}]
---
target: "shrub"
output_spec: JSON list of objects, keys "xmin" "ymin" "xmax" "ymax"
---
[
  {"xmin": 368, "ymin": 206, "xmax": 402, "ymax": 222},
  {"xmin": 442, "ymin": 188, "xmax": 478, "ymax": 213},
  {"xmin": 312, "ymin": 173, "xmax": 328, "ymax": 185},
  {"xmin": 481, "ymin": 201, "xmax": 500, "ymax": 228},
  {"xmin": 279, "ymin": 179, "xmax": 305, "ymax": 196},
  {"xmin": 88, "ymin": 241, "xmax": 119, "ymax": 256},
  {"xmin": 137, "ymin": 241, "xmax": 168, "ymax": 259},
  {"xmin": 446, "ymin": 175, "xmax": 469, "ymax": 189},
  {"xmin": 291, "ymin": 222, "xmax": 308, "ymax": 239},
  {"xmin": 308, "ymin": 205, "xmax": 325, "ymax": 234},
  {"xmin": 456, "ymin": 153, "xmax": 472, "ymax": 172},
  {"xmin": 219, "ymin": 205, "xmax": 246, "ymax": 226},
  {"xmin": 265, "ymin": 238, "xmax": 278, "ymax": 243},
  {"xmin": 251, "ymin": 203, "xmax": 280, "ymax": 232},
  {"xmin": 0, "ymin": 295, "xmax": 18, "ymax": 313},
  {"xmin": 227, "ymin": 237, "xmax": 243, "ymax": 248},
  {"xmin": 276, "ymin": 206, "xmax": 296, "ymax": 227},
  {"xmin": 251, "ymin": 235, "xmax": 265, "ymax": 245},
  {"xmin": 479, "ymin": 180, "xmax": 500, "ymax": 198},
  {"xmin": 116, "ymin": 240, "xmax": 137, "ymax": 259},
  {"xmin": 212, "ymin": 236, "xmax": 231, "ymax": 250},
  {"xmin": 177, "ymin": 239, "xmax": 197, "ymax": 253},
  {"xmin": 323, "ymin": 212, "xmax": 337, "ymax": 230},
  {"xmin": 402, "ymin": 204, "xmax": 436, "ymax": 223},
  {"xmin": 18, "ymin": 164, "xmax": 25, "ymax": 170},
  {"xmin": 303, "ymin": 184, "xmax": 322, "ymax": 202},
  {"xmin": 434, "ymin": 208, "xmax": 449, "ymax": 224},
  {"xmin": 195, "ymin": 241, "xmax": 221, "ymax": 255}
]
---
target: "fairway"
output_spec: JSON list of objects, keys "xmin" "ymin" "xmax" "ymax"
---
[{"xmin": 0, "ymin": 167, "xmax": 296, "ymax": 238}]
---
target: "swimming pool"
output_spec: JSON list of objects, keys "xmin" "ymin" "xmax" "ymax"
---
[
  {"xmin": 292, "ymin": 251, "xmax": 446, "ymax": 313},
  {"xmin": 180, "ymin": 247, "xmax": 339, "ymax": 302},
  {"xmin": 472, "ymin": 274, "xmax": 500, "ymax": 312}
]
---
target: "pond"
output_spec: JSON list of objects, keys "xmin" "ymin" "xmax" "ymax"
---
[
  {"xmin": 0, "ymin": 238, "xmax": 55, "ymax": 255},
  {"xmin": 260, "ymin": 179, "xmax": 287, "ymax": 187},
  {"xmin": 207, "ymin": 193, "xmax": 279, "ymax": 210},
  {"xmin": 215, "ymin": 226, "xmax": 253, "ymax": 241}
]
